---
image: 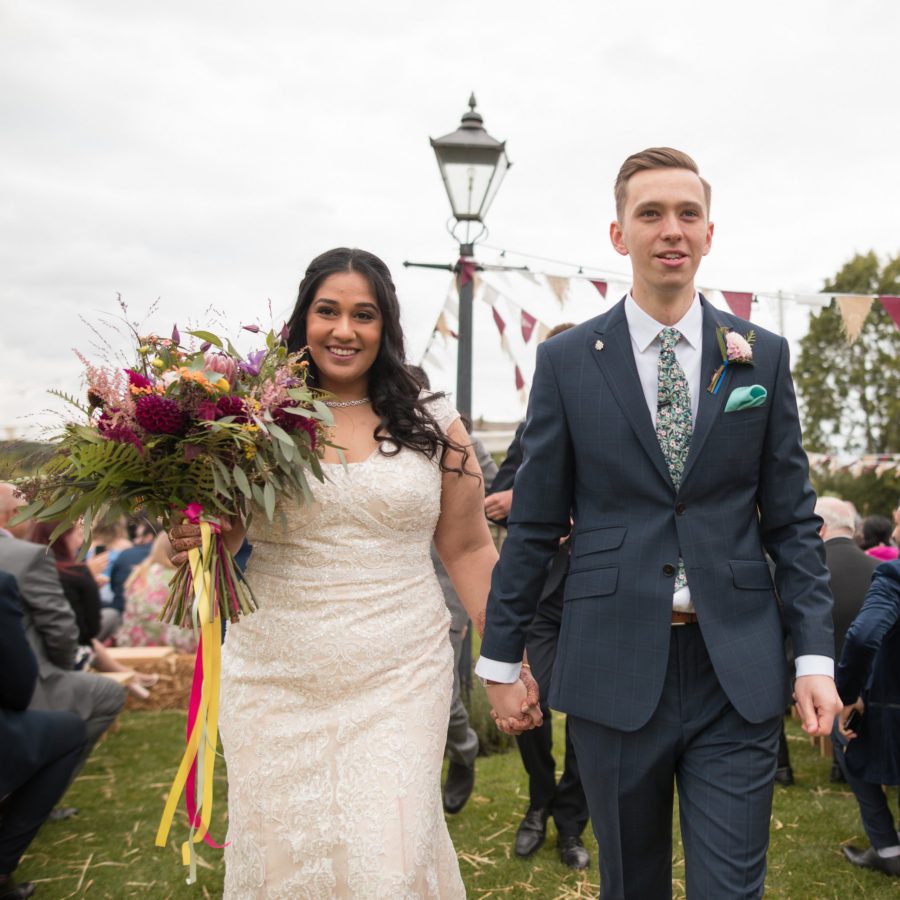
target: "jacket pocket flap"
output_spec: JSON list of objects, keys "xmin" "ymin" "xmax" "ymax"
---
[
  {"xmin": 730, "ymin": 560, "xmax": 773, "ymax": 590},
  {"xmin": 573, "ymin": 526, "xmax": 627, "ymax": 557},
  {"xmin": 565, "ymin": 566, "xmax": 619, "ymax": 600}
]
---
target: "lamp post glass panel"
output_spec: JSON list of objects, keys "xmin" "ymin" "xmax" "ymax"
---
[{"xmin": 431, "ymin": 94, "xmax": 510, "ymax": 419}]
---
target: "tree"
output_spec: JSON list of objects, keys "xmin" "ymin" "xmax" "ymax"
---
[{"xmin": 795, "ymin": 251, "xmax": 900, "ymax": 455}]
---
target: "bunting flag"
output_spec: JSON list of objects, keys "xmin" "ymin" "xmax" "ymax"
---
[
  {"xmin": 721, "ymin": 291, "xmax": 753, "ymax": 320},
  {"xmin": 435, "ymin": 312, "xmax": 457, "ymax": 340},
  {"xmin": 492, "ymin": 307, "xmax": 506, "ymax": 335},
  {"xmin": 546, "ymin": 275, "xmax": 571, "ymax": 307},
  {"xmin": 590, "ymin": 280, "xmax": 608, "ymax": 298},
  {"xmin": 481, "ymin": 284, "xmax": 500, "ymax": 307},
  {"xmin": 880, "ymin": 295, "xmax": 900, "ymax": 330},
  {"xmin": 457, "ymin": 258, "xmax": 477, "ymax": 288},
  {"xmin": 514, "ymin": 365, "xmax": 525, "ymax": 391},
  {"xmin": 521, "ymin": 310, "xmax": 537, "ymax": 342},
  {"xmin": 836, "ymin": 295, "xmax": 876, "ymax": 343}
]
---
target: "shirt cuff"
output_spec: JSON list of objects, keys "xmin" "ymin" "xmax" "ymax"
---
[
  {"xmin": 794, "ymin": 654, "xmax": 834, "ymax": 679},
  {"xmin": 474, "ymin": 656, "xmax": 521, "ymax": 684}
]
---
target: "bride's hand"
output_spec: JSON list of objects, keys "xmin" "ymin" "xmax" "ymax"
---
[{"xmin": 168, "ymin": 519, "xmax": 233, "ymax": 566}]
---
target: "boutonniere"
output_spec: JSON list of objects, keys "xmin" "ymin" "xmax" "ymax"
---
[{"xmin": 707, "ymin": 327, "xmax": 755, "ymax": 394}]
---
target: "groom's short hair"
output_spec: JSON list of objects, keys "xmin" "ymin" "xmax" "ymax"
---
[{"xmin": 614, "ymin": 147, "xmax": 711, "ymax": 219}]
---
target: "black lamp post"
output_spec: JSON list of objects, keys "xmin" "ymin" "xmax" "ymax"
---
[{"xmin": 430, "ymin": 94, "xmax": 510, "ymax": 420}]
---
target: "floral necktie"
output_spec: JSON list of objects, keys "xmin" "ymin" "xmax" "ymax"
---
[{"xmin": 656, "ymin": 327, "xmax": 691, "ymax": 591}]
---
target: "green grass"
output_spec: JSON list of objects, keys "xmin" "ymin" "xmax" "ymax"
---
[{"xmin": 20, "ymin": 711, "xmax": 900, "ymax": 899}]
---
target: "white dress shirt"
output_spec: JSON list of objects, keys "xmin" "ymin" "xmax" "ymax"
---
[{"xmin": 475, "ymin": 291, "xmax": 832, "ymax": 683}]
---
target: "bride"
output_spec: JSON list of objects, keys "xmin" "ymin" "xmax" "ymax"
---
[{"xmin": 173, "ymin": 247, "xmax": 539, "ymax": 898}]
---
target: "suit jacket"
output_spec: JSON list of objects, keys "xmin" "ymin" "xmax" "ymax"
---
[
  {"xmin": 481, "ymin": 296, "xmax": 833, "ymax": 731},
  {"xmin": 0, "ymin": 534, "xmax": 102, "ymax": 718},
  {"xmin": 836, "ymin": 559, "xmax": 900, "ymax": 784},
  {"xmin": 824, "ymin": 536, "xmax": 878, "ymax": 659},
  {"xmin": 0, "ymin": 571, "xmax": 38, "ymax": 712}
]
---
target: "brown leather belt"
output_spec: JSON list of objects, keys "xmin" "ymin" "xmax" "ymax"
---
[{"xmin": 671, "ymin": 611, "xmax": 699, "ymax": 626}]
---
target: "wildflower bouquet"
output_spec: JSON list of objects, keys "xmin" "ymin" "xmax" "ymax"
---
[{"xmin": 18, "ymin": 323, "xmax": 333, "ymax": 625}]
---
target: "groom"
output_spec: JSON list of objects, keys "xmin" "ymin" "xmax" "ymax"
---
[{"xmin": 477, "ymin": 148, "xmax": 842, "ymax": 898}]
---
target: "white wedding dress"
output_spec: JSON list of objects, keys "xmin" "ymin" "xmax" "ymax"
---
[{"xmin": 219, "ymin": 397, "xmax": 466, "ymax": 899}]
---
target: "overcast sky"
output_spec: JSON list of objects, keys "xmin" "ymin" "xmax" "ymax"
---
[{"xmin": 2, "ymin": 0, "xmax": 898, "ymax": 437}]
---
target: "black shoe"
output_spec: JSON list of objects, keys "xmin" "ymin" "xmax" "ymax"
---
[
  {"xmin": 843, "ymin": 845, "xmax": 900, "ymax": 876},
  {"xmin": 515, "ymin": 807, "xmax": 549, "ymax": 858},
  {"xmin": 558, "ymin": 834, "xmax": 590, "ymax": 870},
  {"xmin": 830, "ymin": 762, "xmax": 846, "ymax": 783},
  {"xmin": 443, "ymin": 761, "xmax": 475, "ymax": 814},
  {"xmin": 0, "ymin": 876, "xmax": 36, "ymax": 899},
  {"xmin": 774, "ymin": 766, "xmax": 794, "ymax": 786},
  {"xmin": 48, "ymin": 806, "xmax": 78, "ymax": 822}
]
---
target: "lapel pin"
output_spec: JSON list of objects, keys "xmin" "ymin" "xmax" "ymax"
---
[{"xmin": 594, "ymin": 340, "xmax": 605, "ymax": 351}]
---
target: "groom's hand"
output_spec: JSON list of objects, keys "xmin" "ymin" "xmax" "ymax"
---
[{"xmin": 793, "ymin": 674, "xmax": 843, "ymax": 736}]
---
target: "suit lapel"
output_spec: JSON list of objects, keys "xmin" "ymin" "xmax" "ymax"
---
[
  {"xmin": 590, "ymin": 300, "xmax": 674, "ymax": 490},
  {"xmin": 681, "ymin": 296, "xmax": 730, "ymax": 486}
]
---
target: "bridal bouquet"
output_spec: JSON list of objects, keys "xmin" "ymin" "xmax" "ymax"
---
[
  {"xmin": 17, "ymin": 322, "xmax": 333, "ymax": 623},
  {"xmin": 15, "ymin": 317, "xmax": 334, "ymax": 880}
]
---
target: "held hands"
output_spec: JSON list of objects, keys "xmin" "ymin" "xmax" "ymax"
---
[
  {"xmin": 793, "ymin": 674, "xmax": 843, "ymax": 736},
  {"xmin": 486, "ymin": 665, "xmax": 543, "ymax": 735},
  {"xmin": 484, "ymin": 489, "xmax": 513, "ymax": 523}
]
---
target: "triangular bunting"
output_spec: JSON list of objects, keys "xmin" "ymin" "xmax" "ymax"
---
[
  {"xmin": 546, "ymin": 275, "xmax": 570, "ymax": 307},
  {"xmin": 492, "ymin": 307, "xmax": 506, "ymax": 335},
  {"xmin": 836, "ymin": 295, "xmax": 875, "ymax": 343},
  {"xmin": 482, "ymin": 285, "xmax": 500, "ymax": 307},
  {"xmin": 521, "ymin": 310, "xmax": 537, "ymax": 342},
  {"xmin": 721, "ymin": 291, "xmax": 753, "ymax": 320},
  {"xmin": 879, "ymin": 295, "xmax": 900, "ymax": 332},
  {"xmin": 514, "ymin": 365, "xmax": 525, "ymax": 391},
  {"xmin": 435, "ymin": 312, "xmax": 457, "ymax": 340},
  {"xmin": 457, "ymin": 258, "xmax": 477, "ymax": 288},
  {"xmin": 590, "ymin": 280, "xmax": 607, "ymax": 298}
]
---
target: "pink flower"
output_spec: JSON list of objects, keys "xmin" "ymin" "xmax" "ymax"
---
[
  {"xmin": 204, "ymin": 352, "xmax": 237, "ymax": 384},
  {"xmin": 182, "ymin": 503, "xmax": 205, "ymax": 524},
  {"xmin": 725, "ymin": 331, "xmax": 753, "ymax": 362}
]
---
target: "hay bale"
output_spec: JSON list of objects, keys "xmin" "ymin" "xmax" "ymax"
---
[{"xmin": 123, "ymin": 652, "xmax": 196, "ymax": 712}]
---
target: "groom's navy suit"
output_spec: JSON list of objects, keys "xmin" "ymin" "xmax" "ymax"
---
[{"xmin": 481, "ymin": 295, "xmax": 834, "ymax": 898}]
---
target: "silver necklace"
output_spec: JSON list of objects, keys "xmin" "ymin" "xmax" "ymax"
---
[{"xmin": 323, "ymin": 396, "xmax": 372, "ymax": 408}]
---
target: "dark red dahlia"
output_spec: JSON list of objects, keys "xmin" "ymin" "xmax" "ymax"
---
[
  {"xmin": 196, "ymin": 400, "xmax": 219, "ymax": 422},
  {"xmin": 216, "ymin": 395, "xmax": 248, "ymax": 423},
  {"xmin": 125, "ymin": 369, "xmax": 154, "ymax": 390},
  {"xmin": 134, "ymin": 395, "xmax": 187, "ymax": 435},
  {"xmin": 273, "ymin": 403, "xmax": 317, "ymax": 449}
]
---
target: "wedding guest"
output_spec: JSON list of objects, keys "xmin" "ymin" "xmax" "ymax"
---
[
  {"xmin": 835, "ymin": 558, "xmax": 900, "ymax": 877},
  {"xmin": 106, "ymin": 517, "xmax": 156, "ymax": 639},
  {"xmin": 0, "ymin": 508, "xmax": 125, "ymax": 816},
  {"xmin": 29, "ymin": 521, "xmax": 157, "ymax": 699},
  {"xmin": 88, "ymin": 519, "xmax": 134, "ymax": 638},
  {"xmin": 119, "ymin": 532, "xmax": 196, "ymax": 654},
  {"xmin": 0, "ymin": 571, "xmax": 87, "ymax": 900},
  {"xmin": 860, "ymin": 515, "xmax": 899, "ymax": 562}
]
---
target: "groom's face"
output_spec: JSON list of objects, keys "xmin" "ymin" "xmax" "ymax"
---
[{"xmin": 610, "ymin": 167, "xmax": 713, "ymax": 302}]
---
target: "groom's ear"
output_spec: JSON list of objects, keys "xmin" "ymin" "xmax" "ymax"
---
[{"xmin": 610, "ymin": 221, "xmax": 629, "ymax": 257}]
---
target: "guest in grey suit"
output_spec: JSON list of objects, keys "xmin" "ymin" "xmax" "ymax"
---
[
  {"xmin": 477, "ymin": 149, "xmax": 841, "ymax": 898},
  {"xmin": 0, "ymin": 489, "xmax": 125, "ymax": 781}
]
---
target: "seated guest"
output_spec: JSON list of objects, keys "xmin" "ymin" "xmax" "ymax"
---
[
  {"xmin": 88, "ymin": 519, "xmax": 134, "ymax": 639},
  {"xmin": 0, "ymin": 499, "xmax": 125, "ymax": 804},
  {"xmin": 119, "ymin": 533, "xmax": 196, "ymax": 654},
  {"xmin": 835, "ymin": 558, "xmax": 900, "ymax": 877},
  {"xmin": 0, "ymin": 571, "xmax": 87, "ymax": 900},
  {"xmin": 29, "ymin": 522, "xmax": 157, "ymax": 699},
  {"xmin": 106, "ymin": 518, "xmax": 156, "ymax": 639}
]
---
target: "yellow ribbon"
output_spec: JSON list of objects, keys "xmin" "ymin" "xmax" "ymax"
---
[{"xmin": 155, "ymin": 522, "xmax": 223, "ymax": 882}]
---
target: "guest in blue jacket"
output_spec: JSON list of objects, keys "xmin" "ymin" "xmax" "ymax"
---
[
  {"xmin": 0, "ymin": 571, "xmax": 87, "ymax": 900},
  {"xmin": 835, "ymin": 558, "xmax": 900, "ymax": 878}
]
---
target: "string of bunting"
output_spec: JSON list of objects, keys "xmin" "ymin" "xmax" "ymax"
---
[
  {"xmin": 419, "ymin": 258, "xmax": 900, "ymax": 397},
  {"xmin": 807, "ymin": 453, "xmax": 900, "ymax": 479}
]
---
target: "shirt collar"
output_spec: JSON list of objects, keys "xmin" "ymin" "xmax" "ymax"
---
[{"xmin": 624, "ymin": 291, "xmax": 703, "ymax": 353}]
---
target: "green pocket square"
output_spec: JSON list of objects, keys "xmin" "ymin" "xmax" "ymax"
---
[{"xmin": 725, "ymin": 385, "xmax": 767, "ymax": 413}]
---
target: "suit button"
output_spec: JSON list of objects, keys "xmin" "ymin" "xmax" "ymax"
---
[
  {"xmin": 675, "ymin": 503, "xmax": 686, "ymax": 515},
  {"xmin": 662, "ymin": 564, "xmax": 676, "ymax": 577}
]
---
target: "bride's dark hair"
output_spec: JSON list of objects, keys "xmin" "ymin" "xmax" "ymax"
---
[{"xmin": 286, "ymin": 247, "xmax": 470, "ymax": 475}]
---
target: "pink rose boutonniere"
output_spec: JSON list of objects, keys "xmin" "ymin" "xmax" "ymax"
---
[{"xmin": 707, "ymin": 326, "xmax": 756, "ymax": 394}]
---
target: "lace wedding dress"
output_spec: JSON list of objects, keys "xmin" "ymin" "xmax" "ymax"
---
[{"xmin": 219, "ymin": 397, "xmax": 466, "ymax": 899}]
